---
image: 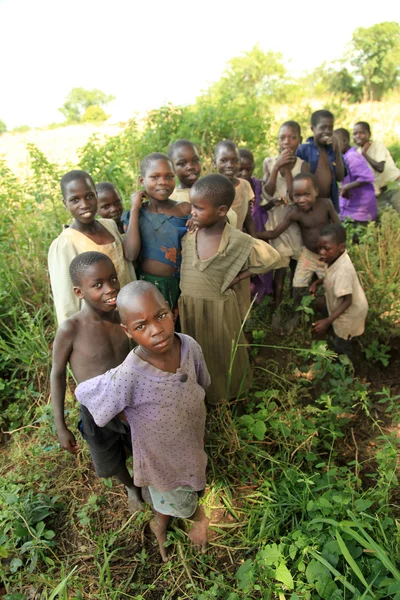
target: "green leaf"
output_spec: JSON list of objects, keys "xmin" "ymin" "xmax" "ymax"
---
[
  {"xmin": 354, "ymin": 499, "xmax": 373, "ymax": 511},
  {"xmin": 275, "ymin": 562, "xmax": 294, "ymax": 589},
  {"xmin": 253, "ymin": 420, "xmax": 266, "ymax": 440},
  {"xmin": 10, "ymin": 557, "xmax": 23, "ymax": 573},
  {"xmin": 236, "ymin": 559, "xmax": 253, "ymax": 589},
  {"xmin": 259, "ymin": 543, "xmax": 282, "ymax": 565}
]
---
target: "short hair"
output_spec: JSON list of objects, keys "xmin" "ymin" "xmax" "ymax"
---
[
  {"xmin": 167, "ymin": 139, "xmax": 198, "ymax": 158},
  {"xmin": 60, "ymin": 170, "xmax": 95, "ymax": 200},
  {"xmin": 95, "ymin": 181, "xmax": 119, "ymax": 197},
  {"xmin": 69, "ymin": 251, "xmax": 114, "ymax": 286},
  {"xmin": 191, "ymin": 174, "xmax": 235, "ymax": 208},
  {"xmin": 238, "ymin": 148, "xmax": 254, "ymax": 162},
  {"xmin": 311, "ymin": 110, "xmax": 334, "ymax": 127},
  {"xmin": 117, "ymin": 281, "xmax": 166, "ymax": 322},
  {"xmin": 280, "ymin": 120, "xmax": 301, "ymax": 136},
  {"xmin": 334, "ymin": 128, "xmax": 350, "ymax": 142},
  {"xmin": 140, "ymin": 152, "xmax": 173, "ymax": 177},
  {"xmin": 293, "ymin": 172, "xmax": 319, "ymax": 191},
  {"xmin": 214, "ymin": 139, "xmax": 239, "ymax": 157},
  {"xmin": 354, "ymin": 121, "xmax": 371, "ymax": 135},
  {"xmin": 320, "ymin": 224, "xmax": 347, "ymax": 244}
]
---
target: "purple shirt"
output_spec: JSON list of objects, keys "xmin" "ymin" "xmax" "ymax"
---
[
  {"xmin": 340, "ymin": 147, "xmax": 377, "ymax": 222},
  {"xmin": 75, "ymin": 334, "xmax": 210, "ymax": 492}
]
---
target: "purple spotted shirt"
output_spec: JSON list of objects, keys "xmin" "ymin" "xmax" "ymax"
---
[{"xmin": 75, "ymin": 334, "xmax": 210, "ymax": 492}]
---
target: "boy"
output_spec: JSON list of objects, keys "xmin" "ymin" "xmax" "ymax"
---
[
  {"xmin": 296, "ymin": 110, "xmax": 345, "ymax": 212},
  {"xmin": 96, "ymin": 182, "xmax": 125, "ymax": 234},
  {"xmin": 50, "ymin": 251, "xmax": 143, "ymax": 511},
  {"xmin": 75, "ymin": 281, "xmax": 211, "ymax": 562},
  {"xmin": 310, "ymin": 224, "xmax": 368, "ymax": 358},
  {"xmin": 334, "ymin": 128, "xmax": 376, "ymax": 225}
]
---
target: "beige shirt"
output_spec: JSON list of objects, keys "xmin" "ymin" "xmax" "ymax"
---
[
  {"xmin": 357, "ymin": 141, "xmax": 400, "ymax": 194},
  {"xmin": 48, "ymin": 218, "xmax": 135, "ymax": 324},
  {"xmin": 323, "ymin": 251, "xmax": 368, "ymax": 339},
  {"xmin": 231, "ymin": 179, "xmax": 254, "ymax": 230},
  {"xmin": 170, "ymin": 186, "xmax": 238, "ymax": 228}
]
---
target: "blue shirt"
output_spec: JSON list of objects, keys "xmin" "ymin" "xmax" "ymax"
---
[{"xmin": 296, "ymin": 137, "xmax": 343, "ymax": 211}]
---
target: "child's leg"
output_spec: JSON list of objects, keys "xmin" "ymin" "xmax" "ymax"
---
[
  {"xmin": 273, "ymin": 268, "xmax": 286, "ymax": 310},
  {"xmin": 114, "ymin": 465, "xmax": 143, "ymax": 511},
  {"xmin": 188, "ymin": 505, "xmax": 209, "ymax": 553},
  {"xmin": 150, "ymin": 511, "xmax": 170, "ymax": 562}
]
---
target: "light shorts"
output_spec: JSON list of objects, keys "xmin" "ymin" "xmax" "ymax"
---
[
  {"xmin": 148, "ymin": 485, "xmax": 198, "ymax": 518},
  {"xmin": 293, "ymin": 247, "xmax": 326, "ymax": 288}
]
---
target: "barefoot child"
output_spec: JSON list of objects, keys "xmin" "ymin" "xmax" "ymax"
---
[
  {"xmin": 353, "ymin": 121, "xmax": 400, "ymax": 214},
  {"xmin": 296, "ymin": 110, "xmax": 345, "ymax": 212},
  {"xmin": 310, "ymin": 224, "xmax": 368, "ymax": 358},
  {"xmin": 122, "ymin": 153, "xmax": 191, "ymax": 315},
  {"xmin": 75, "ymin": 281, "xmax": 211, "ymax": 562},
  {"xmin": 50, "ymin": 252, "xmax": 143, "ymax": 511},
  {"xmin": 238, "ymin": 148, "xmax": 273, "ymax": 303},
  {"xmin": 48, "ymin": 170, "xmax": 135, "ymax": 324},
  {"xmin": 179, "ymin": 174, "xmax": 280, "ymax": 404},
  {"xmin": 262, "ymin": 121, "xmax": 308, "ymax": 322},
  {"xmin": 96, "ymin": 182, "xmax": 125, "ymax": 234}
]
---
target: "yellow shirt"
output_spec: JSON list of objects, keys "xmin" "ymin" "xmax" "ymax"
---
[{"xmin": 357, "ymin": 141, "xmax": 400, "ymax": 195}]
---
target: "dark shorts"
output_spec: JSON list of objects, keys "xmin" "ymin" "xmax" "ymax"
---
[
  {"xmin": 138, "ymin": 272, "xmax": 180, "ymax": 309},
  {"xmin": 78, "ymin": 405, "xmax": 132, "ymax": 478}
]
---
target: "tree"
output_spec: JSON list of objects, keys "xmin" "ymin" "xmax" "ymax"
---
[
  {"xmin": 0, "ymin": 119, "xmax": 6, "ymax": 134},
  {"xmin": 58, "ymin": 88, "xmax": 115, "ymax": 123},
  {"xmin": 349, "ymin": 22, "xmax": 400, "ymax": 101}
]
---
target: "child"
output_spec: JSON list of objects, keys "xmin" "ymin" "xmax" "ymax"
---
[
  {"xmin": 353, "ymin": 121, "xmax": 400, "ymax": 214},
  {"xmin": 179, "ymin": 174, "xmax": 280, "ymax": 404},
  {"xmin": 238, "ymin": 148, "xmax": 273, "ymax": 303},
  {"xmin": 122, "ymin": 153, "xmax": 192, "ymax": 314},
  {"xmin": 258, "ymin": 173, "xmax": 340, "ymax": 309},
  {"xmin": 310, "ymin": 224, "xmax": 368, "ymax": 358},
  {"xmin": 334, "ymin": 128, "xmax": 377, "ymax": 225},
  {"xmin": 50, "ymin": 252, "xmax": 143, "ymax": 511},
  {"xmin": 75, "ymin": 281, "xmax": 211, "ymax": 562},
  {"xmin": 48, "ymin": 170, "xmax": 135, "ymax": 324},
  {"xmin": 296, "ymin": 110, "xmax": 345, "ymax": 212},
  {"xmin": 96, "ymin": 182, "xmax": 125, "ymax": 234},
  {"xmin": 262, "ymin": 121, "xmax": 308, "ymax": 320}
]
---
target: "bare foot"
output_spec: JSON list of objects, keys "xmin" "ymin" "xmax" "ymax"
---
[
  {"xmin": 271, "ymin": 313, "xmax": 284, "ymax": 335},
  {"xmin": 188, "ymin": 511, "xmax": 209, "ymax": 553},
  {"xmin": 150, "ymin": 517, "xmax": 169, "ymax": 562},
  {"xmin": 126, "ymin": 486, "xmax": 144, "ymax": 513}
]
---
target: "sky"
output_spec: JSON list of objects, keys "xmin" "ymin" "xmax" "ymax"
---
[{"xmin": 1, "ymin": 0, "xmax": 399, "ymax": 129}]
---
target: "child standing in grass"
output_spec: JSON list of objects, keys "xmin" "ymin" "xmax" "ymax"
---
[
  {"xmin": 310, "ymin": 224, "xmax": 368, "ymax": 358},
  {"xmin": 179, "ymin": 175, "xmax": 279, "ymax": 404},
  {"xmin": 75, "ymin": 281, "xmax": 211, "ymax": 562},
  {"xmin": 48, "ymin": 170, "xmax": 135, "ymax": 324},
  {"xmin": 50, "ymin": 252, "xmax": 143, "ymax": 511},
  {"xmin": 96, "ymin": 182, "xmax": 125, "ymax": 234}
]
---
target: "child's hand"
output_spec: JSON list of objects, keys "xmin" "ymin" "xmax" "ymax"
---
[
  {"xmin": 58, "ymin": 427, "xmax": 79, "ymax": 455},
  {"xmin": 340, "ymin": 184, "xmax": 351, "ymax": 199},
  {"xmin": 131, "ymin": 190, "xmax": 147, "ymax": 210},
  {"xmin": 330, "ymin": 133, "xmax": 341, "ymax": 151},
  {"xmin": 276, "ymin": 149, "xmax": 295, "ymax": 169},
  {"xmin": 312, "ymin": 319, "xmax": 330, "ymax": 335},
  {"xmin": 309, "ymin": 281, "xmax": 319, "ymax": 296},
  {"xmin": 186, "ymin": 216, "xmax": 198, "ymax": 234},
  {"xmin": 361, "ymin": 141, "xmax": 371, "ymax": 155}
]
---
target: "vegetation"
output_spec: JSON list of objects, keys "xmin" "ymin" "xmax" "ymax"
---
[
  {"xmin": 0, "ymin": 119, "xmax": 7, "ymax": 134},
  {"xmin": 58, "ymin": 87, "xmax": 115, "ymax": 124}
]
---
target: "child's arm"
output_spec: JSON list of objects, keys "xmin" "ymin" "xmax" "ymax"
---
[
  {"xmin": 361, "ymin": 142, "xmax": 385, "ymax": 173},
  {"xmin": 309, "ymin": 278, "xmax": 323, "ymax": 296},
  {"xmin": 123, "ymin": 192, "xmax": 146, "ymax": 262},
  {"xmin": 244, "ymin": 204, "xmax": 257, "ymax": 237},
  {"xmin": 331, "ymin": 133, "xmax": 345, "ymax": 182},
  {"xmin": 50, "ymin": 322, "xmax": 79, "ymax": 454},
  {"xmin": 312, "ymin": 294, "xmax": 352, "ymax": 335},
  {"xmin": 326, "ymin": 199, "xmax": 341, "ymax": 224},
  {"xmin": 256, "ymin": 212, "xmax": 296, "ymax": 241},
  {"xmin": 228, "ymin": 240, "xmax": 280, "ymax": 287}
]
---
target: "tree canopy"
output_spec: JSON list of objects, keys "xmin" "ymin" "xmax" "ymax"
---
[{"xmin": 58, "ymin": 88, "xmax": 115, "ymax": 123}]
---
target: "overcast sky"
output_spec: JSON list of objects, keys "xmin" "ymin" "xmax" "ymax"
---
[{"xmin": 1, "ymin": 0, "xmax": 398, "ymax": 128}]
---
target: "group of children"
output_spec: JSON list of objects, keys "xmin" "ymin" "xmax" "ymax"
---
[{"xmin": 48, "ymin": 109, "xmax": 399, "ymax": 561}]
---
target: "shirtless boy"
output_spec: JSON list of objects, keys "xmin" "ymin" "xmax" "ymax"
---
[{"xmin": 50, "ymin": 251, "xmax": 142, "ymax": 511}]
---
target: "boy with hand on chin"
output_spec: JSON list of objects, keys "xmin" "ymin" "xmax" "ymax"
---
[
  {"xmin": 50, "ymin": 252, "xmax": 143, "ymax": 512},
  {"xmin": 310, "ymin": 224, "xmax": 368, "ymax": 358}
]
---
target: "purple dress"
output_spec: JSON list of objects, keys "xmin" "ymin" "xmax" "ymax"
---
[
  {"xmin": 250, "ymin": 177, "xmax": 273, "ymax": 302},
  {"xmin": 340, "ymin": 147, "xmax": 377, "ymax": 222}
]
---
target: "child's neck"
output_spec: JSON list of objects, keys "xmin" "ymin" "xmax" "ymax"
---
[
  {"xmin": 82, "ymin": 304, "xmax": 117, "ymax": 323},
  {"xmin": 147, "ymin": 197, "xmax": 175, "ymax": 212},
  {"xmin": 177, "ymin": 182, "xmax": 192, "ymax": 190},
  {"xmin": 136, "ymin": 335, "xmax": 180, "ymax": 373},
  {"xmin": 199, "ymin": 218, "xmax": 226, "ymax": 237},
  {"xmin": 71, "ymin": 218, "xmax": 97, "ymax": 233}
]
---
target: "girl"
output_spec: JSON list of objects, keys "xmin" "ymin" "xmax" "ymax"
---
[
  {"xmin": 238, "ymin": 148, "xmax": 273, "ymax": 303},
  {"xmin": 263, "ymin": 121, "xmax": 309, "ymax": 330},
  {"xmin": 75, "ymin": 281, "xmax": 211, "ymax": 562},
  {"xmin": 96, "ymin": 182, "xmax": 125, "ymax": 234},
  {"xmin": 353, "ymin": 121, "xmax": 400, "ymax": 214},
  {"xmin": 179, "ymin": 174, "xmax": 279, "ymax": 405},
  {"xmin": 122, "ymin": 153, "xmax": 191, "ymax": 315},
  {"xmin": 48, "ymin": 170, "xmax": 135, "ymax": 324}
]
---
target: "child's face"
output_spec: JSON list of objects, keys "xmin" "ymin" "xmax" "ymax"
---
[
  {"xmin": 140, "ymin": 159, "xmax": 176, "ymax": 201},
  {"xmin": 97, "ymin": 189, "xmax": 123, "ymax": 223},
  {"xmin": 335, "ymin": 132, "xmax": 348, "ymax": 154},
  {"xmin": 237, "ymin": 156, "xmax": 254, "ymax": 181},
  {"xmin": 171, "ymin": 145, "xmax": 201, "ymax": 188},
  {"xmin": 353, "ymin": 124, "xmax": 370, "ymax": 148},
  {"xmin": 74, "ymin": 260, "xmax": 120, "ymax": 311},
  {"xmin": 278, "ymin": 126, "xmax": 301, "ymax": 153},
  {"xmin": 214, "ymin": 146, "xmax": 240, "ymax": 181},
  {"xmin": 64, "ymin": 177, "xmax": 98, "ymax": 224},
  {"xmin": 318, "ymin": 235, "xmax": 345, "ymax": 266},
  {"xmin": 121, "ymin": 291, "xmax": 175, "ymax": 354},
  {"xmin": 312, "ymin": 117, "xmax": 334, "ymax": 146},
  {"xmin": 190, "ymin": 190, "xmax": 227, "ymax": 229},
  {"xmin": 293, "ymin": 179, "xmax": 318, "ymax": 211}
]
